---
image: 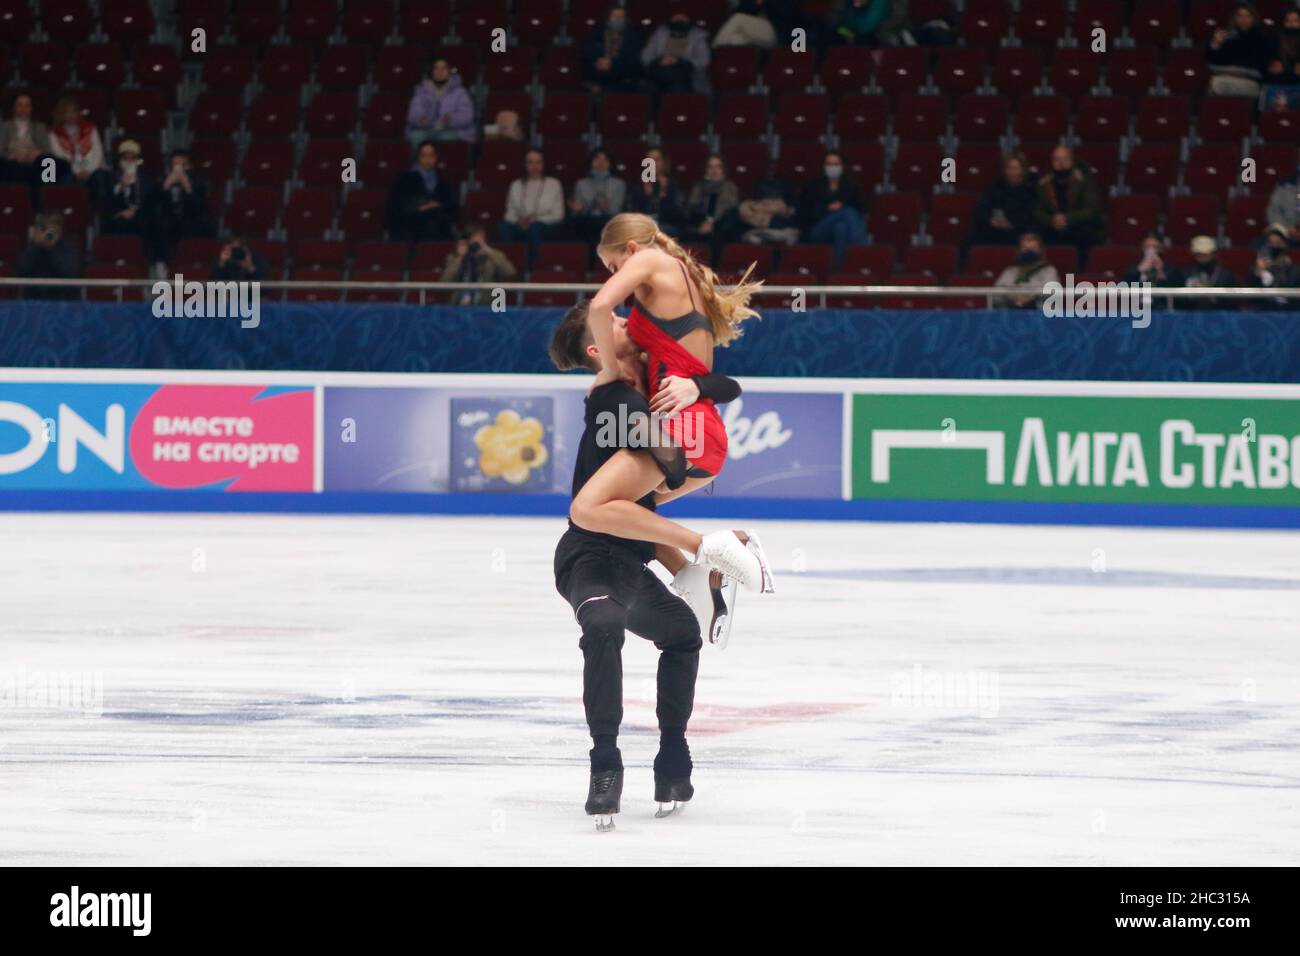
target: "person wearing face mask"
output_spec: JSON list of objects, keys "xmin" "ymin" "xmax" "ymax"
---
[
  {"xmin": 1032, "ymin": 145, "xmax": 1104, "ymax": 260},
  {"xmin": 1245, "ymin": 224, "xmax": 1300, "ymax": 309},
  {"xmin": 1178, "ymin": 236, "xmax": 1235, "ymax": 311},
  {"xmin": 993, "ymin": 233, "xmax": 1060, "ymax": 309},
  {"xmin": 799, "ymin": 151, "xmax": 867, "ymax": 271},
  {"xmin": 966, "ymin": 152, "xmax": 1036, "ymax": 253},
  {"xmin": 641, "ymin": 9, "xmax": 713, "ymax": 96},
  {"xmin": 684, "ymin": 154, "xmax": 741, "ymax": 258},
  {"xmin": 583, "ymin": 6, "xmax": 644, "ymax": 93},
  {"xmin": 98, "ymin": 140, "xmax": 162, "ymax": 265},
  {"xmin": 405, "ymin": 57, "xmax": 476, "ymax": 147},
  {"xmin": 156, "ymin": 148, "xmax": 214, "ymax": 267},
  {"xmin": 1124, "ymin": 233, "xmax": 1179, "ymax": 288},
  {"xmin": 569, "ymin": 148, "xmax": 627, "ymax": 246}
]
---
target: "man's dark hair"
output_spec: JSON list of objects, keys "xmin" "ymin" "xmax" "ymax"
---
[
  {"xmin": 549, "ymin": 301, "xmax": 597, "ymax": 372},
  {"xmin": 169, "ymin": 148, "xmax": 190, "ymax": 161}
]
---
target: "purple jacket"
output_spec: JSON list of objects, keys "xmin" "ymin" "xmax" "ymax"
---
[{"xmin": 406, "ymin": 74, "xmax": 477, "ymax": 142}]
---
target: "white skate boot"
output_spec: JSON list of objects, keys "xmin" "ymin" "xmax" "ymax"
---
[
  {"xmin": 671, "ymin": 564, "xmax": 739, "ymax": 649},
  {"xmin": 695, "ymin": 530, "xmax": 775, "ymax": 594}
]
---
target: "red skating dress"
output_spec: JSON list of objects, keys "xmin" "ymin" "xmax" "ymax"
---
[{"xmin": 626, "ymin": 290, "xmax": 728, "ymax": 482}]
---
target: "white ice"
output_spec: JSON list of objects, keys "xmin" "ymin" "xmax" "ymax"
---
[{"xmin": 1, "ymin": 512, "xmax": 1297, "ymax": 866}]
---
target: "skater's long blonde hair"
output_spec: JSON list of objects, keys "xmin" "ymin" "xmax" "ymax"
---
[{"xmin": 596, "ymin": 212, "xmax": 761, "ymax": 346}]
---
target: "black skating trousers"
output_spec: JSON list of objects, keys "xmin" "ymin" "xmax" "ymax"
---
[{"xmin": 555, "ymin": 530, "xmax": 702, "ymax": 738}]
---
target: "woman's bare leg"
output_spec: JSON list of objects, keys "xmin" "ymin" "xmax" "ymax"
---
[
  {"xmin": 570, "ymin": 449, "xmax": 704, "ymax": 553},
  {"xmin": 655, "ymin": 543, "xmax": 688, "ymax": 575}
]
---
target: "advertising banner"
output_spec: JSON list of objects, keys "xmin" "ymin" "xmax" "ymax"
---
[
  {"xmin": 851, "ymin": 393, "xmax": 1300, "ymax": 507},
  {"xmin": 0, "ymin": 384, "xmax": 314, "ymax": 491}
]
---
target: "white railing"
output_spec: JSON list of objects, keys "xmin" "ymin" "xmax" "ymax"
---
[{"xmin": 0, "ymin": 278, "xmax": 1297, "ymax": 309}]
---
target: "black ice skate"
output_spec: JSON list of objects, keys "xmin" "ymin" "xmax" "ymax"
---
[
  {"xmin": 653, "ymin": 739, "xmax": 694, "ymax": 818},
  {"xmin": 586, "ymin": 769, "xmax": 623, "ymax": 832}
]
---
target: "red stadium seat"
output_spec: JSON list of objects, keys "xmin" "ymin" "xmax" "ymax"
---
[
  {"xmin": 358, "ymin": 139, "xmax": 410, "ymax": 187},
  {"xmin": 710, "ymin": 47, "xmax": 761, "ymax": 94},
  {"xmin": 1014, "ymin": 5, "xmax": 1068, "ymax": 45},
  {"xmin": 598, "ymin": 95, "xmax": 650, "ymax": 140},
  {"xmin": 1107, "ymin": 194, "xmax": 1160, "ymax": 244},
  {"xmin": 190, "ymin": 92, "xmax": 244, "ymax": 138},
  {"xmin": 317, "ymin": 46, "xmax": 372, "ymax": 92},
  {"xmin": 927, "ymin": 195, "xmax": 978, "ymax": 245},
  {"xmin": 719, "ymin": 244, "xmax": 776, "ymax": 278},
  {"xmin": 91, "ymin": 235, "xmax": 147, "ymax": 270},
  {"xmin": 300, "ymin": 140, "xmax": 353, "ymax": 189},
  {"xmin": 1196, "ymin": 98, "xmax": 1253, "ymax": 143},
  {"xmin": 476, "ymin": 142, "xmax": 528, "ymax": 190},
  {"xmin": 453, "ymin": 2, "xmax": 509, "ymax": 45},
  {"xmin": 293, "ymin": 239, "xmax": 347, "ymax": 270},
  {"xmin": 364, "ymin": 92, "xmax": 408, "ymax": 140},
  {"xmin": 873, "ymin": 49, "xmax": 929, "ymax": 96},
  {"xmin": 20, "ymin": 44, "xmax": 70, "ymax": 89},
  {"xmin": 341, "ymin": 4, "xmax": 395, "ymax": 47},
  {"xmin": 514, "ymin": 0, "xmax": 563, "ymax": 46},
  {"xmin": 190, "ymin": 141, "xmax": 236, "ymax": 191},
  {"xmin": 1105, "ymin": 48, "xmax": 1159, "ymax": 98},
  {"xmin": 1259, "ymin": 110, "xmax": 1299, "ymax": 143},
  {"xmin": 538, "ymin": 47, "xmax": 583, "ymax": 91},
  {"xmin": 953, "ymin": 144, "xmax": 1002, "ymax": 192},
  {"xmin": 539, "ymin": 92, "xmax": 590, "ymax": 140},
  {"xmin": 542, "ymin": 141, "xmax": 590, "ymax": 187},
  {"xmin": 1074, "ymin": 95, "xmax": 1129, "ymax": 142},
  {"xmin": 763, "ymin": 50, "xmax": 816, "ymax": 92},
  {"xmin": 722, "ymin": 141, "xmax": 769, "ymax": 193},
  {"xmin": 286, "ymin": 268, "xmax": 342, "ymax": 303},
  {"xmin": 892, "ymin": 142, "xmax": 944, "ymax": 191},
  {"xmin": 773, "ymin": 94, "xmax": 829, "ymax": 141},
  {"xmin": 534, "ymin": 243, "xmax": 590, "ymax": 275},
  {"xmin": 246, "ymin": 93, "xmax": 300, "ymax": 137},
  {"xmin": 0, "ymin": 0, "xmax": 34, "ymax": 37},
  {"xmin": 839, "ymin": 142, "xmax": 885, "ymax": 188},
  {"xmin": 1071, "ymin": 0, "xmax": 1126, "ymax": 40},
  {"xmin": 904, "ymin": 244, "xmax": 959, "ymax": 280},
  {"xmin": 225, "ymin": 188, "xmax": 281, "ymax": 238},
  {"xmin": 201, "ymin": 48, "xmax": 257, "ymax": 90},
  {"xmin": 1184, "ymin": 144, "xmax": 1241, "ymax": 194},
  {"xmin": 257, "ymin": 45, "xmax": 313, "ymax": 92},
  {"xmin": 75, "ymin": 45, "xmax": 125, "ymax": 89},
  {"xmin": 0, "ymin": 186, "xmax": 33, "ymax": 238},
  {"xmin": 1042, "ymin": 246, "xmax": 1079, "ymax": 276},
  {"xmin": 1186, "ymin": 0, "xmax": 1234, "ymax": 44},
  {"xmin": 305, "ymin": 93, "xmax": 358, "ymax": 138},
  {"xmin": 1133, "ymin": 95, "xmax": 1191, "ymax": 142},
  {"xmin": 1075, "ymin": 143, "xmax": 1120, "ymax": 191},
  {"xmin": 1085, "ymin": 246, "xmax": 1136, "ymax": 280},
  {"xmin": 870, "ymin": 193, "xmax": 923, "ymax": 247},
  {"xmin": 43, "ymin": 0, "xmax": 95, "ymax": 45},
  {"xmin": 1129, "ymin": 1, "xmax": 1182, "ymax": 45},
  {"xmin": 229, "ymin": 3, "xmax": 281, "ymax": 49},
  {"xmin": 932, "ymin": 49, "xmax": 986, "ymax": 95},
  {"xmin": 1250, "ymin": 144, "xmax": 1297, "ymax": 190},
  {"xmin": 374, "ymin": 47, "xmax": 423, "ymax": 91},
  {"xmin": 398, "ymin": 7, "xmax": 451, "ymax": 48},
  {"xmin": 1125, "ymin": 144, "xmax": 1179, "ymax": 194},
  {"xmin": 1164, "ymin": 49, "xmax": 1210, "ymax": 96},
  {"xmin": 953, "ymin": 95, "xmax": 1008, "ymax": 143},
  {"xmin": 841, "ymin": 245, "xmax": 896, "ymax": 278},
  {"xmin": 990, "ymin": 48, "xmax": 1044, "ymax": 96},
  {"xmin": 778, "ymin": 246, "xmax": 834, "ymax": 281},
  {"xmin": 1224, "ymin": 194, "xmax": 1271, "ymax": 244},
  {"xmin": 964, "ymin": 245, "xmax": 1014, "ymax": 279},
  {"xmin": 834, "ymin": 94, "xmax": 889, "ymax": 141},
  {"xmin": 1047, "ymin": 49, "xmax": 1102, "ymax": 98},
  {"xmin": 239, "ymin": 141, "xmax": 294, "ymax": 188},
  {"xmin": 893, "ymin": 94, "xmax": 948, "ymax": 142},
  {"xmin": 657, "ymin": 95, "xmax": 710, "ymax": 139},
  {"xmin": 340, "ymin": 190, "xmax": 387, "ymax": 242},
  {"xmin": 132, "ymin": 46, "xmax": 182, "ymax": 97},
  {"xmin": 172, "ymin": 238, "xmax": 223, "ymax": 273},
  {"xmin": 482, "ymin": 48, "xmax": 535, "ymax": 93},
  {"xmin": 345, "ymin": 269, "xmax": 405, "ymax": 303},
  {"xmin": 1013, "ymin": 96, "xmax": 1069, "ymax": 143},
  {"xmin": 352, "ymin": 242, "xmax": 409, "ymax": 272},
  {"xmin": 459, "ymin": 191, "xmax": 505, "ymax": 233},
  {"xmin": 286, "ymin": 2, "xmax": 338, "ymax": 50},
  {"xmin": 961, "ymin": 0, "xmax": 1010, "ymax": 45},
  {"xmin": 716, "ymin": 94, "xmax": 769, "ymax": 141},
  {"xmin": 774, "ymin": 140, "xmax": 824, "ymax": 182},
  {"xmin": 820, "ymin": 46, "xmax": 873, "ymax": 91},
  {"xmin": 1165, "ymin": 195, "xmax": 1221, "ymax": 243}
]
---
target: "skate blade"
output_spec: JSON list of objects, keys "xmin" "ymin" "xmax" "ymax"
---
[
  {"xmin": 654, "ymin": 802, "xmax": 686, "ymax": 819},
  {"xmin": 710, "ymin": 578, "xmax": 738, "ymax": 649},
  {"xmin": 744, "ymin": 529, "xmax": 776, "ymax": 594},
  {"xmin": 594, "ymin": 813, "xmax": 616, "ymax": 832}
]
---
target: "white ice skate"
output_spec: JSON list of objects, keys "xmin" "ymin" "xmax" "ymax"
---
[
  {"xmin": 671, "ymin": 564, "xmax": 739, "ymax": 649},
  {"xmin": 694, "ymin": 530, "xmax": 775, "ymax": 595}
]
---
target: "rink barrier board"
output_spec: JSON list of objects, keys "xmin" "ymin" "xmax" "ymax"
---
[
  {"xmin": 3, "ymin": 490, "xmax": 1299, "ymax": 529},
  {"xmin": 3, "ymin": 369, "xmax": 1300, "ymax": 527}
]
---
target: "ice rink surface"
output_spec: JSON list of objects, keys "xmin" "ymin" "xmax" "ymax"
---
[{"xmin": 1, "ymin": 511, "xmax": 1298, "ymax": 866}]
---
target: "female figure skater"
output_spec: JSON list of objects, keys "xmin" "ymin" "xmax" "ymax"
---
[{"xmin": 569, "ymin": 212, "xmax": 773, "ymax": 593}]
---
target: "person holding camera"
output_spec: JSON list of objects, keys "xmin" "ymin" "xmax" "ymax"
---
[
  {"xmin": 99, "ymin": 139, "xmax": 162, "ymax": 264},
  {"xmin": 1206, "ymin": 3, "xmax": 1276, "ymax": 98},
  {"xmin": 16, "ymin": 211, "xmax": 83, "ymax": 300},
  {"xmin": 1246, "ymin": 223, "xmax": 1300, "ymax": 310},
  {"xmin": 439, "ymin": 226, "xmax": 518, "ymax": 305},
  {"xmin": 213, "ymin": 237, "xmax": 267, "ymax": 282},
  {"xmin": 157, "ymin": 148, "xmax": 214, "ymax": 264}
]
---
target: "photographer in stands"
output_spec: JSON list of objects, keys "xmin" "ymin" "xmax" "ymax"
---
[
  {"xmin": 16, "ymin": 211, "xmax": 82, "ymax": 300},
  {"xmin": 213, "ymin": 236, "xmax": 268, "ymax": 282}
]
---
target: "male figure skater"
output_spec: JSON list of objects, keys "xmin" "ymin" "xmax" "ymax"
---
[{"xmin": 549, "ymin": 302, "xmax": 742, "ymax": 830}]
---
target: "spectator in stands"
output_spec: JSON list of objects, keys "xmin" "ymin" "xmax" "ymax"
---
[
  {"xmin": 1246, "ymin": 224, "xmax": 1300, "ymax": 308},
  {"xmin": 626, "ymin": 148, "xmax": 686, "ymax": 237},
  {"xmin": 15, "ymin": 211, "xmax": 82, "ymax": 300},
  {"xmin": 1033, "ymin": 146, "xmax": 1104, "ymax": 257},
  {"xmin": 1179, "ymin": 236, "xmax": 1235, "ymax": 310},
  {"xmin": 799, "ymin": 150, "xmax": 867, "ymax": 271},
  {"xmin": 99, "ymin": 140, "xmax": 162, "ymax": 265},
  {"xmin": 213, "ymin": 237, "xmax": 268, "ymax": 282},
  {"xmin": 1263, "ymin": 8, "xmax": 1300, "ymax": 109},
  {"xmin": 736, "ymin": 173, "xmax": 800, "ymax": 245},
  {"xmin": 48, "ymin": 95, "xmax": 104, "ymax": 187},
  {"xmin": 641, "ymin": 10, "xmax": 713, "ymax": 96},
  {"xmin": 993, "ymin": 233, "xmax": 1059, "ymax": 309},
  {"xmin": 1206, "ymin": 3, "xmax": 1276, "ymax": 98},
  {"xmin": 833, "ymin": 0, "xmax": 913, "ymax": 47},
  {"xmin": 497, "ymin": 148, "xmax": 565, "ymax": 262},
  {"xmin": 582, "ymin": 6, "xmax": 644, "ymax": 93},
  {"xmin": 156, "ymin": 149, "xmax": 214, "ymax": 266},
  {"xmin": 389, "ymin": 141, "xmax": 458, "ymax": 242},
  {"xmin": 568, "ymin": 148, "xmax": 626, "ymax": 245},
  {"xmin": 1124, "ymin": 233, "xmax": 1180, "ymax": 287},
  {"xmin": 441, "ymin": 225, "xmax": 519, "ymax": 306},
  {"xmin": 0, "ymin": 93, "xmax": 51, "ymax": 198},
  {"xmin": 405, "ymin": 58, "xmax": 476, "ymax": 146},
  {"xmin": 966, "ymin": 152, "xmax": 1036, "ymax": 252},
  {"xmin": 714, "ymin": 0, "xmax": 779, "ymax": 49},
  {"xmin": 684, "ymin": 153, "xmax": 741, "ymax": 258},
  {"xmin": 1265, "ymin": 149, "xmax": 1299, "ymax": 245}
]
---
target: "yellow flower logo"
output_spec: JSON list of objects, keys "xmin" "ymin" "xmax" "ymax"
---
[{"xmin": 474, "ymin": 410, "xmax": 549, "ymax": 485}]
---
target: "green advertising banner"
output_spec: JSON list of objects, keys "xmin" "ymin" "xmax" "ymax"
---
[{"xmin": 851, "ymin": 393, "xmax": 1300, "ymax": 506}]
